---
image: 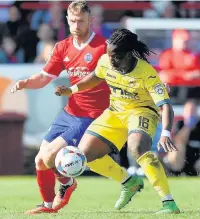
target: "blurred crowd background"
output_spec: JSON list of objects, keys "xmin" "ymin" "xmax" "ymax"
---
[{"xmin": 0, "ymin": 1, "xmax": 200, "ymax": 177}]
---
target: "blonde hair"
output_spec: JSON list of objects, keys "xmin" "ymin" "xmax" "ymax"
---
[{"xmin": 68, "ymin": 1, "xmax": 91, "ymax": 14}]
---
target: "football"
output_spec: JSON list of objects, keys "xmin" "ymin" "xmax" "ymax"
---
[{"xmin": 55, "ymin": 146, "xmax": 87, "ymax": 177}]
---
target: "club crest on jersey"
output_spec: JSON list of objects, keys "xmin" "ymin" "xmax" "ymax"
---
[
  {"xmin": 84, "ymin": 53, "xmax": 93, "ymax": 63},
  {"xmin": 153, "ymin": 83, "xmax": 164, "ymax": 96}
]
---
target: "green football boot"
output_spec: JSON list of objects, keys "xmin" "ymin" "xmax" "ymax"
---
[
  {"xmin": 156, "ymin": 200, "xmax": 180, "ymax": 214},
  {"xmin": 115, "ymin": 176, "xmax": 144, "ymax": 210}
]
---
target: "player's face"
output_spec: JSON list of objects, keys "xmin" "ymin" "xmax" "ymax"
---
[
  {"xmin": 67, "ymin": 11, "xmax": 91, "ymax": 40},
  {"xmin": 107, "ymin": 44, "xmax": 133, "ymax": 74}
]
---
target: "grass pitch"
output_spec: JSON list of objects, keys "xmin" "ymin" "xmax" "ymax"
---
[{"xmin": 0, "ymin": 176, "xmax": 199, "ymax": 219}]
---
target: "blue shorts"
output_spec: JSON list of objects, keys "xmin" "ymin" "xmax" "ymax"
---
[{"xmin": 44, "ymin": 110, "xmax": 94, "ymax": 146}]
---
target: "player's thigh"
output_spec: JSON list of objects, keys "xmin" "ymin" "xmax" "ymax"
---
[
  {"xmin": 127, "ymin": 110, "xmax": 158, "ymax": 159},
  {"xmin": 44, "ymin": 114, "xmax": 94, "ymax": 161},
  {"xmin": 43, "ymin": 110, "xmax": 73, "ymax": 144},
  {"xmin": 78, "ymin": 133, "xmax": 113, "ymax": 162},
  {"xmin": 60, "ymin": 115, "xmax": 94, "ymax": 147},
  {"xmin": 79, "ymin": 109, "xmax": 127, "ymax": 161}
]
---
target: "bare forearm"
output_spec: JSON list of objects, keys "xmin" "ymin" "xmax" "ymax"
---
[
  {"xmin": 24, "ymin": 73, "xmax": 52, "ymax": 89},
  {"xmin": 76, "ymin": 73, "xmax": 104, "ymax": 91},
  {"xmin": 160, "ymin": 103, "xmax": 174, "ymax": 131}
]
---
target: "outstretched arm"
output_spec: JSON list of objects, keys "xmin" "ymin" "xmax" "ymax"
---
[
  {"xmin": 55, "ymin": 72, "xmax": 105, "ymax": 96},
  {"xmin": 11, "ymin": 73, "xmax": 53, "ymax": 93}
]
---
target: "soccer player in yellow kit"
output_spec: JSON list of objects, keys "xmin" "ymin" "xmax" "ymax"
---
[{"xmin": 56, "ymin": 29, "xmax": 180, "ymax": 214}]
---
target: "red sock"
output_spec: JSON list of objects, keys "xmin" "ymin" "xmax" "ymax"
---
[
  {"xmin": 51, "ymin": 167, "xmax": 71, "ymax": 185},
  {"xmin": 36, "ymin": 169, "xmax": 56, "ymax": 202}
]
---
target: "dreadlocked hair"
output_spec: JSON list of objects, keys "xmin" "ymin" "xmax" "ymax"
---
[{"xmin": 107, "ymin": 29, "xmax": 154, "ymax": 63}]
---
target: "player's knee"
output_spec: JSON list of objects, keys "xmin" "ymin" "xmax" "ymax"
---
[
  {"xmin": 35, "ymin": 153, "xmax": 47, "ymax": 170},
  {"xmin": 80, "ymin": 147, "xmax": 103, "ymax": 162},
  {"xmin": 128, "ymin": 133, "xmax": 151, "ymax": 160},
  {"xmin": 43, "ymin": 150, "xmax": 56, "ymax": 168}
]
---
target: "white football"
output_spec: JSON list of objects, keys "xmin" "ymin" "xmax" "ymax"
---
[{"xmin": 55, "ymin": 146, "xmax": 87, "ymax": 177}]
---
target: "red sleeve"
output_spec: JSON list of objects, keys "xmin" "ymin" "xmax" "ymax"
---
[
  {"xmin": 41, "ymin": 43, "xmax": 64, "ymax": 78},
  {"xmin": 159, "ymin": 50, "xmax": 172, "ymax": 70}
]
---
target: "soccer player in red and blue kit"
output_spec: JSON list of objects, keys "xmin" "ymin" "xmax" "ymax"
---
[{"xmin": 11, "ymin": 1, "xmax": 138, "ymax": 215}]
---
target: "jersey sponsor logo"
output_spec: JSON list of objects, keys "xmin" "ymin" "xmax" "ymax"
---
[
  {"xmin": 106, "ymin": 73, "xmax": 116, "ymax": 79},
  {"xmin": 148, "ymin": 76, "xmax": 156, "ymax": 79},
  {"xmin": 63, "ymin": 56, "xmax": 70, "ymax": 62},
  {"xmin": 109, "ymin": 84, "xmax": 139, "ymax": 100},
  {"xmin": 68, "ymin": 67, "xmax": 91, "ymax": 77},
  {"xmin": 153, "ymin": 83, "xmax": 164, "ymax": 96},
  {"xmin": 84, "ymin": 53, "xmax": 93, "ymax": 63}
]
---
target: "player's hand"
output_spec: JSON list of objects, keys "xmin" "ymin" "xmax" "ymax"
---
[
  {"xmin": 55, "ymin": 85, "xmax": 72, "ymax": 96},
  {"xmin": 157, "ymin": 136, "xmax": 178, "ymax": 152},
  {"xmin": 10, "ymin": 80, "xmax": 27, "ymax": 93}
]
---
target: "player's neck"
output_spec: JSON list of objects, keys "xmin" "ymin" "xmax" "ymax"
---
[{"xmin": 74, "ymin": 29, "xmax": 93, "ymax": 46}]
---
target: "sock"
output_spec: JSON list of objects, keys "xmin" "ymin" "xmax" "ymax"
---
[
  {"xmin": 51, "ymin": 167, "xmax": 73, "ymax": 186},
  {"xmin": 44, "ymin": 202, "xmax": 53, "ymax": 208},
  {"xmin": 87, "ymin": 154, "xmax": 130, "ymax": 183},
  {"xmin": 36, "ymin": 169, "xmax": 56, "ymax": 203},
  {"xmin": 162, "ymin": 194, "xmax": 173, "ymax": 202},
  {"xmin": 137, "ymin": 151, "xmax": 170, "ymax": 198}
]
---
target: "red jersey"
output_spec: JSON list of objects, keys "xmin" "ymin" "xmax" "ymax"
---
[{"xmin": 42, "ymin": 32, "xmax": 110, "ymax": 118}]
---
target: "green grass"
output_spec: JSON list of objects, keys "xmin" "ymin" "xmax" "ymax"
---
[{"xmin": 0, "ymin": 176, "xmax": 199, "ymax": 219}]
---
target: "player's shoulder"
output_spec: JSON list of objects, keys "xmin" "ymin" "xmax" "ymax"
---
[
  {"xmin": 98, "ymin": 54, "xmax": 109, "ymax": 65},
  {"xmin": 55, "ymin": 37, "xmax": 72, "ymax": 50},
  {"xmin": 137, "ymin": 59, "xmax": 157, "ymax": 76},
  {"xmin": 138, "ymin": 58, "xmax": 153, "ymax": 70},
  {"xmin": 93, "ymin": 33, "xmax": 106, "ymax": 44}
]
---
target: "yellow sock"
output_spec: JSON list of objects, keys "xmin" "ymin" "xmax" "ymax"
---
[
  {"xmin": 137, "ymin": 151, "xmax": 170, "ymax": 198},
  {"xmin": 87, "ymin": 155, "xmax": 129, "ymax": 183}
]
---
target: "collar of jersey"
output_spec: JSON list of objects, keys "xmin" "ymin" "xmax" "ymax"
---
[{"xmin": 73, "ymin": 32, "xmax": 95, "ymax": 50}]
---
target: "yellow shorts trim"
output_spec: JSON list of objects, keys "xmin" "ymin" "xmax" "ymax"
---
[{"xmin": 86, "ymin": 130, "xmax": 119, "ymax": 153}]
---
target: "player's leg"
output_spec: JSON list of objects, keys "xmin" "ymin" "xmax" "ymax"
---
[
  {"xmin": 87, "ymin": 155, "xmax": 130, "ymax": 184},
  {"xmin": 80, "ymin": 109, "xmax": 144, "ymax": 209},
  {"xmin": 127, "ymin": 111, "xmax": 180, "ymax": 214},
  {"xmin": 41, "ymin": 135, "xmax": 78, "ymax": 211},
  {"xmin": 25, "ymin": 110, "xmax": 72, "ymax": 214},
  {"xmin": 82, "ymin": 110, "xmax": 128, "ymax": 183},
  {"xmin": 34, "ymin": 140, "xmax": 56, "ymax": 209},
  {"xmin": 25, "ymin": 110, "xmax": 77, "ymax": 214},
  {"xmin": 49, "ymin": 112, "xmax": 130, "ymax": 210},
  {"xmin": 25, "ymin": 139, "xmax": 58, "ymax": 215}
]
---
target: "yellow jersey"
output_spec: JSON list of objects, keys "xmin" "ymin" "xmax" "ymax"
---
[{"xmin": 95, "ymin": 54, "xmax": 170, "ymax": 113}]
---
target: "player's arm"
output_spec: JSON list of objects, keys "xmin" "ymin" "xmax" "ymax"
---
[
  {"xmin": 145, "ymin": 66, "xmax": 177, "ymax": 152},
  {"xmin": 11, "ymin": 73, "xmax": 53, "ymax": 93},
  {"xmin": 158, "ymin": 103, "xmax": 178, "ymax": 152},
  {"xmin": 55, "ymin": 55, "xmax": 106, "ymax": 96},
  {"xmin": 55, "ymin": 72, "xmax": 105, "ymax": 96},
  {"xmin": 11, "ymin": 43, "xmax": 64, "ymax": 93}
]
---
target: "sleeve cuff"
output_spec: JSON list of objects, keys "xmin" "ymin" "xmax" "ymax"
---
[
  {"xmin": 156, "ymin": 99, "xmax": 171, "ymax": 107},
  {"xmin": 41, "ymin": 70, "xmax": 58, "ymax": 79}
]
